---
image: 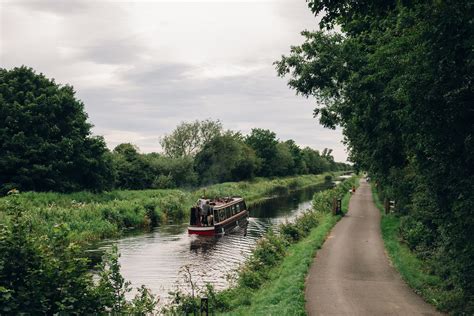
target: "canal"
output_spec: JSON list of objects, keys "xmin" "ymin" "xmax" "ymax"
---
[{"xmin": 90, "ymin": 182, "xmax": 332, "ymax": 301}]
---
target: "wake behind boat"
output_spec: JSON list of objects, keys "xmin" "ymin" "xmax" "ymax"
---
[{"xmin": 188, "ymin": 197, "xmax": 248, "ymax": 236}]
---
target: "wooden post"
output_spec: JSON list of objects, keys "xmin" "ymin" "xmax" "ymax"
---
[
  {"xmin": 200, "ymin": 297, "xmax": 209, "ymax": 315},
  {"xmin": 384, "ymin": 198, "xmax": 390, "ymax": 214},
  {"xmin": 337, "ymin": 198, "xmax": 342, "ymax": 215}
]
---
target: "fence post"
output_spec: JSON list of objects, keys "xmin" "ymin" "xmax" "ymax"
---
[
  {"xmin": 332, "ymin": 198, "xmax": 342, "ymax": 215},
  {"xmin": 200, "ymin": 297, "xmax": 209, "ymax": 316},
  {"xmin": 384, "ymin": 198, "xmax": 390, "ymax": 214}
]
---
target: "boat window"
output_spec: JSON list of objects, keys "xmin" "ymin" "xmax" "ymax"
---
[
  {"xmin": 219, "ymin": 209, "xmax": 225, "ymax": 221},
  {"xmin": 236, "ymin": 203, "xmax": 240, "ymax": 212},
  {"xmin": 214, "ymin": 209, "xmax": 219, "ymax": 223}
]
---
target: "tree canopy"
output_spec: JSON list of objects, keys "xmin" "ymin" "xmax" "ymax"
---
[
  {"xmin": 0, "ymin": 66, "xmax": 114, "ymax": 193},
  {"xmin": 0, "ymin": 67, "xmax": 350, "ymax": 194},
  {"xmin": 195, "ymin": 132, "xmax": 260, "ymax": 184},
  {"xmin": 277, "ymin": 0, "xmax": 473, "ymax": 312},
  {"xmin": 159, "ymin": 119, "xmax": 223, "ymax": 158},
  {"xmin": 244, "ymin": 128, "xmax": 279, "ymax": 177}
]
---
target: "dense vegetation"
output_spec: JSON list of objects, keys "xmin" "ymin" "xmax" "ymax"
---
[
  {"xmin": 164, "ymin": 177, "xmax": 358, "ymax": 315},
  {"xmin": 0, "ymin": 196, "xmax": 158, "ymax": 314},
  {"xmin": 0, "ymin": 67, "xmax": 114, "ymax": 193},
  {"xmin": 276, "ymin": 0, "xmax": 473, "ymax": 312},
  {"xmin": 0, "ymin": 173, "xmax": 338, "ymax": 245},
  {"xmin": 371, "ymin": 185, "xmax": 451, "ymax": 312},
  {"xmin": 0, "ymin": 66, "xmax": 349, "ymax": 195}
]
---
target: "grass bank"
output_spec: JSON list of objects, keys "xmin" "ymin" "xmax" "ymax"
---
[
  {"xmin": 0, "ymin": 173, "xmax": 342, "ymax": 244},
  {"xmin": 371, "ymin": 185, "xmax": 454, "ymax": 313},
  {"xmin": 164, "ymin": 176, "xmax": 359, "ymax": 315}
]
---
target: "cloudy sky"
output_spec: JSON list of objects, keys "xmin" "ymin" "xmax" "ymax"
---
[{"xmin": 1, "ymin": 0, "xmax": 348, "ymax": 162}]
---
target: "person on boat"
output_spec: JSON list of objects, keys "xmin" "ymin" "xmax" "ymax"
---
[
  {"xmin": 196, "ymin": 197, "xmax": 205, "ymax": 225},
  {"xmin": 197, "ymin": 197, "xmax": 206, "ymax": 209},
  {"xmin": 202, "ymin": 201, "xmax": 210, "ymax": 226},
  {"xmin": 207, "ymin": 207, "xmax": 213, "ymax": 226}
]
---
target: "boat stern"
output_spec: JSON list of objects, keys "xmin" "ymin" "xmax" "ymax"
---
[{"xmin": 188, "ymin": 226, "xmax": 215, "ymax": 236}]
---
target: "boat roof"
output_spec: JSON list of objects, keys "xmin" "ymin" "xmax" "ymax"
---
[{"xmin": 199, "ymin": 197, "xmax": 244, "ymax": 210}]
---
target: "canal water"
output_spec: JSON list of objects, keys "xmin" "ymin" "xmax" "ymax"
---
[{"xmin": 90, "ymin": 182, "xmax": 332, "ymax": 302}]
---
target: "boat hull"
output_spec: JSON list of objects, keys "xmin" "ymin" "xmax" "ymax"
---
[
  {"xmin": 188, "ymin": 210, "xmax": 248, "ymax": 236},
  {"xmin": 187, "ymin": 226, "xmax": 215, "ymax": 236}
]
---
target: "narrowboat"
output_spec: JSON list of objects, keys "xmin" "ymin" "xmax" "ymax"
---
[{"xmin": 188, "ymin": 197, "xmax": 248, "ymax": 236}]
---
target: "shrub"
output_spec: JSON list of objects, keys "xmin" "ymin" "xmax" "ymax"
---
[{"xmin": 280, "ymin": 221, "xmax": 303, "ymax": 242}]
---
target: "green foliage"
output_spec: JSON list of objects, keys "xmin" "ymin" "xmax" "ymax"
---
[
  {"xmin": 0, "ymin": 188, "xmax": 191, "ymax": 244},
  {"xmin": 245, "ymin": 128, "xmax": 279, "ymax": 177},
  {"xmin": 112, "ymin": 144, "xmax": 198, "ymax": 190},
  {"xmin": 0, "ymin": 174, "xmax": 338, "ymax": 246},
  {"xmin": 277, "ymin": 1, "xmax": 473, "ymax": 312},
  {"xmin": 160, "ymin": 119, "xmax": 223, "ymax": 158},
  {"xmin": 194, "ymin": 132, "xmax": 260, "ymax": 184},
  {"xmin": 0, "ymin": 196, "xmax": 157, "ymax": 314},
  {"xmin": 96, "ymin": 245, "xmax": 158, "ymax": 314},
  {"xmin": 372, "ymin": 185, "xmax": 466, "ymax": 313},
  {"xmin": 96, "ymin": 245, "xmax": 132, "ymax": 312},
  {"xmin": 0, "ymin": 66, "xmax": 115, "ymax": 193},
  {"xmin": 0, "ymin": 67, "xmax": 348, "ymax": 193}
]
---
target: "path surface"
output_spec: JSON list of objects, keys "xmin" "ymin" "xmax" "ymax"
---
[{"xmin": 305, "ymin": 179, "xmax": 441, "ymax": 315}]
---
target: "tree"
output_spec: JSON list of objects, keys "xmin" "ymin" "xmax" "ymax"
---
[
  {"xmin": 147, "ymin": 154, "xmax": 197, "ymax": 188},
  {"xmin": 301, "ymin": 147, "xmax": 328, "ymax": 174},
  {"xmin": 245, "ymin": 128, "xmax": 278, "ymax": 177},
  {"xmin": 277, "ymin": 1, "xmax": 474, "ymax": 312},
  {"xmin": 195, "ymin": 132, "xmax": 259, "ymax": 184},
  {"xmin": 160, "ymin": 119, "xmax": 222, "ymax": 158},
  {"xmin": 272, "ymin": 142, "xmax": 295, "ymax": 176},
  {"xmin": 284, "ymin": 139, "xmax": 304, "ymax": 175},
  {"xmin": 0, "ymin": 66, "xmax": 114, "ymax": 193},
  {"xmin": 112, "ymin": 143, "xmax": 153, "ymax": 190}
]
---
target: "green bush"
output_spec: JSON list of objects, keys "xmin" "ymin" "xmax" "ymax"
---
[
  {"xmin": 0, "ymin": 197, "xmax": 158, "ymax": 314},
  {"xmin": 280, "ymin": 221, "xmax": 303, "ymax": 242}
]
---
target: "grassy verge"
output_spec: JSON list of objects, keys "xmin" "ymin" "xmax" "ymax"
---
[
  {"xmin": 371, "ymin": 185, "xmax": 453, "ymax": 312},
  {"xmin": 219, "ymin": 212, "xmax": 338, "ymax": 315},
  {"xmin": 164, "ymin": 176, "xmax": 358, "ymax": 315},
  {"xmin": 0, "ymin": 173, "xmax": 342, "ymax": 244}
]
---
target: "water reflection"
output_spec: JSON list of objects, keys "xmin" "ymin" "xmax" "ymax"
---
[{"xmin": 91, "ymin": 183, "xmax": 331, "ymax": 301}]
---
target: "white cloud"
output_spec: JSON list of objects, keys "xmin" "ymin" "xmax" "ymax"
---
[{"xmin": 1, "ymin": 0, "xmax": 348, "ymax": 162}]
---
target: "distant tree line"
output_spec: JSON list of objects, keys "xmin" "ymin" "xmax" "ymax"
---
[
  {"xmin": 277, "ymin": 0, "xmax": 473, "ymax": 313},
  {"xmin": 0, "ymin": 67, "xmax": 350, "ymax": 195}
]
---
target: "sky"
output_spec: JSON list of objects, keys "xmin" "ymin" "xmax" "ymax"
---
[{"xmin": 1, "ymin": 0, "xmax": 348, "ymax": 162}]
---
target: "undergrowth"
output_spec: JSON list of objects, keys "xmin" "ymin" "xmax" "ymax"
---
[{"xmin": 0, "ymin": 173, "xmax": 342, "ymax": 244}]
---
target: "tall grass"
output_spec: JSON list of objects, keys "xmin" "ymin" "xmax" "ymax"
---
[{"xmin": 0, "ymin": 173, "xmax": 341, "ymax": 244}]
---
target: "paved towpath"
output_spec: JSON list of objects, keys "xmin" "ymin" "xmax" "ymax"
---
[{"xmin": 305, "ymin": 179, "xmax": 441, "ymax": 315}]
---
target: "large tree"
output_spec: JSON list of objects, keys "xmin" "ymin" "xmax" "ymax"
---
[
  {"xmin": 195, "ymin": 132, "xmax": 259, "ymax": 184},
  {"xmin": 277, "ymin": 0, "xmax": 473, "ymax": 312},
  {"xmin": 159, "ymin": 119, "xmax": 222, "ymax": 158},
  {"xmin": 245, "ymin": 128, "xmax": 279, "ymax": 177},
  {"xmin": 0, "ymin": 66, "xmax": 114, "ymax": 193}
]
